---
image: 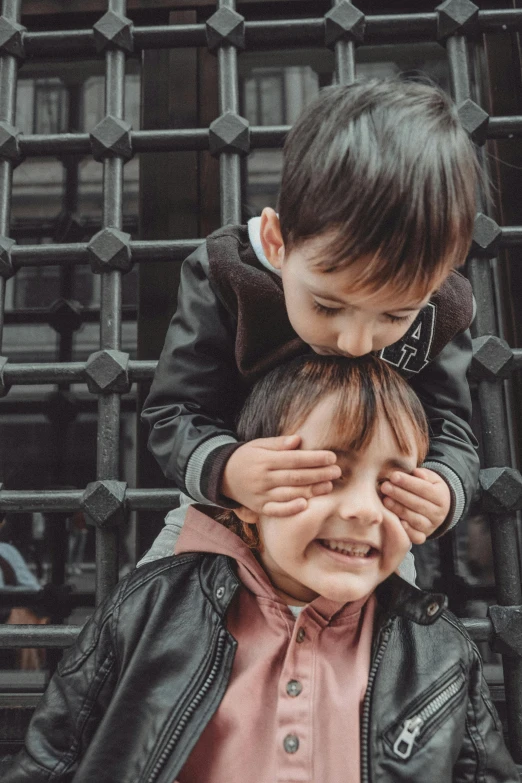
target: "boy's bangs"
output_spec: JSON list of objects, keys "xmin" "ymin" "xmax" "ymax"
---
[{"xmin": 276, "ymin": 359, "xmax": 429, "ymax": 464}]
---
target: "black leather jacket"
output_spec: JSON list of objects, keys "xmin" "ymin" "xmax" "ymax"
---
[{"xmin": 0, "ymin": 555, "xmax": 517, "ymax": 783}]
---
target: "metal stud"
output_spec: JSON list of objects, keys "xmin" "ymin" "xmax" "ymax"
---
[
  {"xmin": 471, "ymin": 335, "xmax": 513, "ymax": 381},
  {"xmin": 324, "ymin": 2, "xmax": 366, "ymax": 47},
  {"xmin": 0, "ymin": 16, "xmax": 25, "ymax": 59},
  {"xmin": 479, "ymin": 467, "xmax": 522, "ymax": 513},
  {"xmin": 457, "ymin": 99, "xmax": 489, "ymax": 146},
  {"xmin": 472, "ymin": 213, "xmax": 502, "ymax": 257},
  {"xmin": 48, "ymin": 299, "xmax": 83, "ymax": 335},
  {"xmin": 81, "ymin": 480, "xmax": 128, "ymax": 528},
  {"xmin": 90, "ymin": 115, "xmax": 133, "ymax": 161},
  {"xmin": 206, "ymin": 7, "xmax": 245, "ymax": 53},
  {"xmin": 87, "ymin": 227, "xmax": 132, "ymax": 273},
  {"xmin": 0, "ymin": 356, "xmax": 8, "ymax": 398},
  {"xmin": 209, "ymin": 112, "xmax": 250, "ymax": 157},
  {"xmin": 85, "ymin": 350, "xmax": 130, "ymax": 395},
  {"xmin": 436, "ymin": 0, "xmax": 479, "ymax": 40},
  {"xmin": 93, "ymin": 10, "xmax": 133, "ymax": 53},
  {"xmin": 0, "ymin": 121, "xmax": 20, "ymax": 162},
  {"xmin": 0, "ymin": 235, "xmax": 15, "ymax": 278}
]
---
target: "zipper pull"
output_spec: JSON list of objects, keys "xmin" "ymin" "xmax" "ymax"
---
[{"xmin": 393, "ymin": 716, "xmax": 423, "ymax": 760}]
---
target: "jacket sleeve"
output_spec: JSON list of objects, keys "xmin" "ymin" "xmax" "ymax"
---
[
  {"xmin": 0, "ymin": 596, "xmax": 119, "ymax": 783},
  {"xmin": 453, "ymin": 646, "xmax": 519, "ymax": 782},
  {"xmin": 141, "ymin": 246, "xmax": 242, "ymax": 506},
  {"xmin": 409, "ymin": 328, "xmax": 479, "ymax": 534}
]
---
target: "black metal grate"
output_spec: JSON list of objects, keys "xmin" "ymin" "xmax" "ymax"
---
[{"xmin": 0, "ymin": 0, "xmax": 521, "ymax": 757}]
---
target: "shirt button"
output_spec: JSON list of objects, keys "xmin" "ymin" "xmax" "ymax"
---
[
  {"xmin": 286, "ymin": 680, "xmax": 302, "ymax": 697},
  {"xmin": 296, "ymin": 628, "xmax": 306, "ymax": 643},
  {"xmin": 283, "ymin": 734, "xmax": 299, "ymax": 754}
]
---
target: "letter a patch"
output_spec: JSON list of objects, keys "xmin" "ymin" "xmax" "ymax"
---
[{"xmin": 379, "ymin": 303, "xmax": 436, "ymax": 377}]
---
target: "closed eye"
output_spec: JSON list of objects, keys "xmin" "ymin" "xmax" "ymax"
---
[
  {"xmin": 384, "ymin": 313, "xmax": 413, "ymax": 324},
  {"xmin": 313, "ymin": 300, "xmax": 341, "ymax": 317}
]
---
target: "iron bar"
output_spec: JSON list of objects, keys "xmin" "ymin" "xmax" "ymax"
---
[
  {"xmin": 0, "ymin": 0, "xmax": 21, "ymax": 351},
  {"xmin": 0, "ymin": 488, "xmax": 180, "ymax": 513},
  {"xmin": 446, "ymin": 24, "xmax": 522, "ymax": 757}
]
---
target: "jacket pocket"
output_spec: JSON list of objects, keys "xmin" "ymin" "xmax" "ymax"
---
[{"xmin": 385, "ymin": 663, "xmax": 467, "ymax": 761}]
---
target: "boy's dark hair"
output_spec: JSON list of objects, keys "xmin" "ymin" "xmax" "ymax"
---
[
  {"xmin": 222, "ymin": 354, "xmax": 429, "ymax": 548},
  {"xmin": 278, "ymin": 79, "xmax": 480, "ymax": 295}
]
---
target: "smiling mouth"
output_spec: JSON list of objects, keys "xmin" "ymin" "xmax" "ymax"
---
[{"xmin": 317, "ymin": 539, "xmax": 377, "ymax": 558}]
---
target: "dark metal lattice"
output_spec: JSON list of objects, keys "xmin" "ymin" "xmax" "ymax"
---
[{"xmin": 0, "ymin": 0, "xmax": 521, "ymax": 759}]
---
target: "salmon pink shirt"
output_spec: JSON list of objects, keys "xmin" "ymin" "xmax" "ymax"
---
[{"xmin": 175, "ymin": 507, "xmax": 376, "ymax": 783}]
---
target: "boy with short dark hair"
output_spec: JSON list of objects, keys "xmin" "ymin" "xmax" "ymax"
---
[
  {"xmin": 140, "ymin": 78, "xmax": 480, "ymax": 580},
  {"xmin": 1, "ymin": 356, "xmax": 516, "ymax": 782}
]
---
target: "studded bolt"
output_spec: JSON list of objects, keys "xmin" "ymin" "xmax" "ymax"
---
[
  {"xmin": 457, "ymin": 99, "xmax": 489, "ymax": 146},
  {"xmin": 324, "ymin": 2, "xmax": 366, "ymax": 47},
  {"xmin": 85, "ymin": 350, "xmax": 130, "ymax": 395},
  {"xmin": 0, "ymin": 236, "xmax": 15, "ymax": 279},
  {"xmin": 209, "ymin": 112, "xmax": 250, "ymax": 157},
  {"xmin": 81, "ymin": 480, "xmax": 127, "ymax": 528},
  {"xmin": 93, "ymin": 10, "xmax": 133, "ymax": 53},
  {"xmin": 87, "ymin": 227, "xmax": 132, "ymax": 273},
  {"xmin": 0, "ymin": 17, "xmax": 25, "ymax": 59},
  {"xmin": 479, "ymin": 468, "xmax": 522, "ymax": 513},
  {"xmin": 436, "ymin": 0, "xmax": 479, "ymax": 40},
  {"xmin": 471, "ymin": 335, "xmax": 513, "ymax": 381},
  {"xmin": 0, "ymin": 121, "xmax": 20, "ymax": 162},
  {"xmin": 90, "ymin": 115, "xmax": 132, "ymax": 161},
  {"xmin": 206, "ymin": 7, "xmax": 245, "ymax": 53},
  {"xmin": 48, "ymin": 299, "xmax": 83, "ymax": 335},
  {"xmin": 471, "ymin": 213, "xmax": 501, "ymax": 257}
]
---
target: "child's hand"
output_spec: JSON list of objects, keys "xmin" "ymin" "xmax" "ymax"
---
[
  {"xmin": 380, "ymin": 467, "xmax": 451, "ymax": 544},
  {"xmin": 221, "ymin": 435, "xmax": 341, "ymax": 516}
]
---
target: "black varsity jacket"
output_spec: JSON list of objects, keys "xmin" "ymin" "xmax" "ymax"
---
[{"xmin": 141, "ymin": 222, "xmax": 479, "ymax": 530}]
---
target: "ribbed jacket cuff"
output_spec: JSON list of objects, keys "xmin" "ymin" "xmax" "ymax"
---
[
  {"xmin": 185, "ymin": 435, "xmax": 241, "ymax": 507},
  {"xmin": 422, "ymin": 460, "xmax": 466, "ymax": 537}
]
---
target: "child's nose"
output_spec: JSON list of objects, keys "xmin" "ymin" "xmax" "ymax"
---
[
  {"xmin": 337, "ymin": 491, "xmax": 384, "ymax": 527},
  {"xmin": 337, "ymin": 326, "xmax": 373, "ymax": 357}
]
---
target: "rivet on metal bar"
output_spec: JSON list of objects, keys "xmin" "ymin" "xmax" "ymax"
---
[
  {"xmin": 0, "ymin": 120, "xmax": 21, "ymax": 162},
  {"xmin": 471, "ymin": 335, "xmax": 514, "ymax": 380},
  {"xmin": 488, "ymin": 605, "xmax": 522, "ymax": 657},
  {"xmin": 436, "ymin": 0, "xmax": 479, "ymax": 41},
  {"xmin": 90, "ymin": 115, "xmax": 133, "ymax": 161},
  {"xmin": 471, "ymin": 212, "xmax": 502, "ymax": 256},
  {"xmin": 0, "ymin": 16, "xmax": 25, "ymax": 59},
  {"xmin": 93, "ymin": 9, "xmax": 134, "ymax": 53},
  {"xmin": 206, "ymin": 7, "xmax": 245, "ymax": 53},
  {"xmin": 209, "ymin": 112, "xmax": 250, "ymax": 157},
  {"xmin": 479, "ymin": 467, "xmax": 522, "ymax": 513},
  {"xmin": 324, "ymin": 1, "xmax": 365, "ymax": 47},
  {"xmin": 87, "ymin": 227, "xmax": 132, "ymax": 273},
  {"xmin": 457, "ymin": 98, "xmax": 489, "ymax": 145},
  {"xmin": 0, "ymin": 234, "xmax": 14, "ymax": 277},
  {"xmin": 48, "ymin": 298, "xmax": 83, "ymax": 335},
  {"xmin": 81, "ymin": 480, "xmax": 127, "ymax": 529},
  {"xmin": 85, "ymin": 349, "xmax": 130, "ymax": 394}
]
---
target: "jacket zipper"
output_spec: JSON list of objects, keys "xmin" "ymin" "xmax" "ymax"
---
[
  {"xmin": 392, "ymin": 671, "xmax": 465, "ymax": 760},
  {"xmin": 146, "ymin": 628, "xmax": 227, "ymax": 783},
  {"xmin": 361, "ymin": 623, "xmax": 392, "ymax": 783}
]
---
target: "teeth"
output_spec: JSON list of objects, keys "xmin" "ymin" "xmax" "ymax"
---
[{"xmin": 323, "ymin": 540, "xmax": 371, "ymax": 557}]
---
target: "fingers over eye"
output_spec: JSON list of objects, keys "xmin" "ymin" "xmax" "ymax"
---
[
  {"xmin": 401, "ymin": 520, "xmax": 427, "ymax": 545},
  {"xmin": 262, "ymin": 498, "xmax": 308, "ymax": 517}
]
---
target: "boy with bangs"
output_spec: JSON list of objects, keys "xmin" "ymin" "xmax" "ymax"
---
[
  {"xmin": 140, "ymin": 78, "xmax": 480, "ymax": 581},
  {"xmin": 1, "ymin": 356, "xmax": 516, "ymax": 782}
]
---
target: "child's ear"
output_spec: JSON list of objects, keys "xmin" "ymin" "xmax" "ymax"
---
[
  {"xmin": 260, "ymin": 207, "xmax": 285, "ymax": 270},
  {"xmin": 234, "ymin": 506, "xmax": 259, "ymax": 526}
]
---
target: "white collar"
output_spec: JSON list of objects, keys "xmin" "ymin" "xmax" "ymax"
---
[{"xmin": 247, "ymin": 216, "xmax": 282, "ymax": 277}]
